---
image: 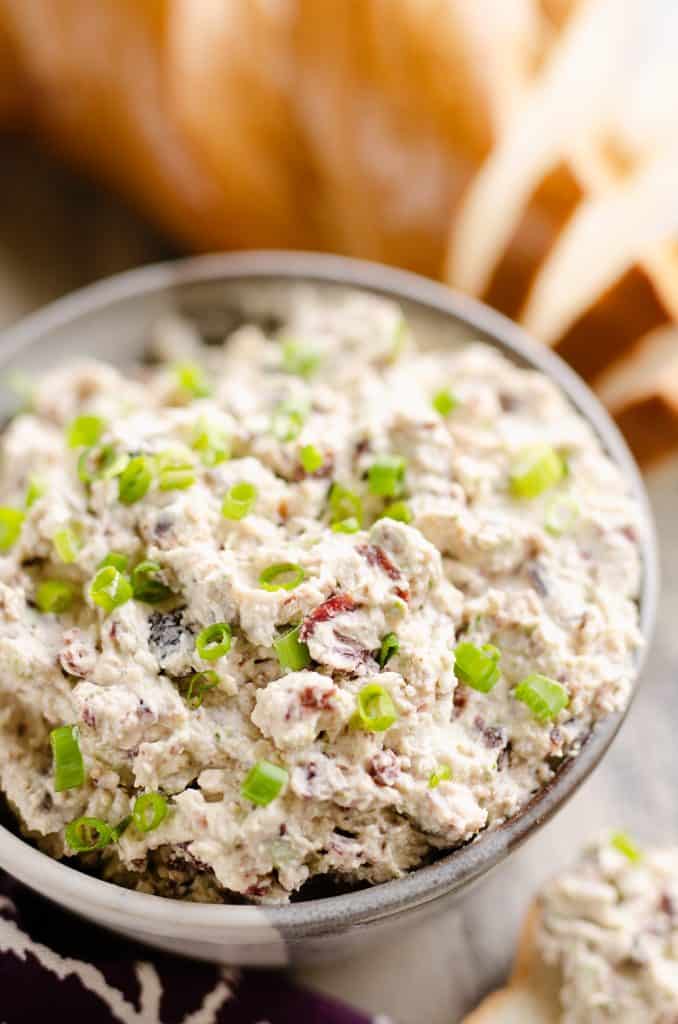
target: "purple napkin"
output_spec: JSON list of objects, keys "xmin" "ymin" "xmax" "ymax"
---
[{"xmin": 0, "ymin": 871, "xmax": 372, "ymax": 1022}]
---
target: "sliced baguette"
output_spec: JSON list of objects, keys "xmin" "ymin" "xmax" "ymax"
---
[
  {"xmin": 445, "ymin": 0, "xmax": 643, "ymax": 297},
  {"xmin": 461, "ymin": 906, "xmax": 561, "ymax": 1024},
  {"xmin": 596, "ymin": 321, "xmax": 678, "ymax": 466}
]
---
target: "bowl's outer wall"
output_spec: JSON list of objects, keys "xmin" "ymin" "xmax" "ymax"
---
[{"xmin": 0, "ymin": 253, "xmax": 658, "ymax": 965}]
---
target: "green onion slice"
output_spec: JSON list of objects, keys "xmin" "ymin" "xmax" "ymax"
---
[
  {"xmin": 390, "ymin": 317, "xmax": 408, "ymax": 361},
  {"xmin": 155, "ymin": 450, "xmax": 196, "ymax": 491},
  {"xmin": 89, "ymin": 566, "xmax": 133, "ymax": 614},
  {"xmin": 53, "ymin": 526, "xmax": 81, "ymax": 564},
  {"xmin": 50, "ymin": 726, "xmax": 85, "ymax": 792},
  {"xmin": 196, "ymin": 622, "xmax": 232, "ymax": 661},
  {"xmin": 259, "ymin": 562, "xmax": 306, "ymax": 592},
  {"xmin": 545, "ymin": 494, "xmax": 580, "ymax": 536},
  {"xmin": 78, "ymin": 444, "xmax": 129, "ymax": 484},
  {"xmin": 274, "ymin": 623, "xmax": 311, "ymax": 671},
  {"xmin": 611, "ymin": 831, "xmax": 642, "ymax": 864},
  {"xmin": 222, "ymin": 481, "xmax": 257, "ymax": 520},
  {"xmin": 328, "ymin": 483, "xmax": 363, "ymax": 527},
  {"xmin": 118, "ymin": 455, "xmax": 153, "ymax": 504},
  {"xmin": 509, "ymin": 444, "xmax": 564, "ymax": 499},
  {"xmin": 299, "ymin": 444, "xmax": 324, "ymax": 474},
  {"xmin": 191, "ymin": 418, "xmax": 230, "ymax": 466},
  {"xmin": 453, "ymin": 642, "xmax": 501, "ymax": 693},
  {"xmin": 429, "ymin": 765, "xmax": 452, "ymax": 789},
  {"xmin": 185, "ymin": 670, "xmax": 219, "ymax": 709},
  {"xmin": 241, "ymin": 760, "xmax": 288, "ymax": 806},
  {"xmin": 353, "ymin": 682, "xmax": 398, "ymax": 732},
  {"xmin": 174, "ymin": 360, "xmax": 210, "ymax": 399},
  {"xmin": 368, "ymin": 455, "xmax": 407, "ymax": 498},
  {"xmin": 432, "ymin": 389, "xmax": 458, "ymax": 416},
  {"xmin": 378, "ymin": 632, "xmax": 399, "ymax": 668},
  {"xmin": 98, "ymin": 551, "xmax": 129, "ymax": 573},
  {"xmin": 65, "ymin": 816, "xmax": 113, "ymax": 853},
  {"xmin": 271, "ymin": 399, "xmax": 308, "ymax": 443},
  {"xmin": 0, "ymin": 507, "xmax": 24, "ymax": 552},
  {"xmin": 513, "ymin": 673, "xmax": 569, "ymax": 722},
  {"xmin": 331, "ymin": 517, "xmax": 361, "ymax": 534},
  {"xmin": 381, "ymin": 500, "xmax": 412, "ymax": 524},
  {"xmin": 25, "ymin": 476, "xmax": 45, "ymax": 509},
  {"xmin": 281, "ymin": 337, "xmax": 320, "ymax": 378},
  {"xmin": 67, "ymin": 414, "xmax": 106, "ymax": 449},
  {"xmin": 131, "ymin": 560, "xmax": 173, "ymax": 604},
  {"xmin": 111, "ymin": 815, "xmax": 132, "ymax": 842},
  {"xmin": 36, "ymin": 580, "xmax": 75, "ymax": 614},
  {"xmin": 133, "ymin": 792, "xmax": 168, "ymax": 833}
]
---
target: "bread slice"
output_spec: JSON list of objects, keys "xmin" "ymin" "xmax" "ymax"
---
[
  {"xmin": 445, "ymin": 0, "xmax": 643, "ymax": 297},
  {"xmin": 461, "ymin": 905, "xmax": 561, "ymax": 1024}
]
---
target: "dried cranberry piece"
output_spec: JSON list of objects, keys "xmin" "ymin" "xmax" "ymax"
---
[
  {"xmin": 368, "ymin": 749, "xmax": 400, "ymax": 787},
  {"xmin": 300, "ymin": 593, "xmax": 357, "ymax": 640}
]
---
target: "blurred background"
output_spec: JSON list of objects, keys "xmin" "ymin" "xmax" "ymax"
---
[{"xmin": 0, "ymin": 1, "xmax": 677, "ymax": 1021}]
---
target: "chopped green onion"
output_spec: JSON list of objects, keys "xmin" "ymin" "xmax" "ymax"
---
[
  {"xmin": 271, "ymin": 399, "xmax": 307, "ymax": 443},
  {"xmin": 281, "ymin": 337, "xmax": 320, "ymax": 378},
  {"xmin": 389, "ymin": 317, "xmax": 408, "ymax": 361},
  {"xmin": 378, "ymin": 632, "xmax": 399, "ymax": 668},
  {"xmin": 78, "ymin": 444, "xmax": 129, "ymax": 484},
  {"xmin": 65, "ymin": 816, "xmax": 113, "ymax": 853},
  {"xmin": 428, "ymin": 765, "xmax": 452, "ymax": 789},
  {"xmin": 191, "ymin": 418, "xmax": 230, "ymax": 466},
  {"xmin": 259, "ymin": 562, "xmax": 306, "ymax": 592},
  {"xmin": 111, "ymin": 815, "xmax": 132, "ymax": 842},
  {"xmin": 331, "ymin": 517, "xmax": 361, "ymax": 534},
  {"xmin": 133, "ymin": 792, "xmax": 168, "ymax": 833},
  {"xmin": 545, "ymin": 494, "xmax": 580, "ymax": 536},
  {"xmin": 118, "ymin": 455, "xmax": 153, "ymax": 504},
  {"xmin": 274, "ymin": 624, "xmax": 311, "ymax": 670},
  {"xmin": 50, "ymin": 726, "xmax": 85, "ymax": 792},
  {"xmin": 131, "ymin": 560, "xmax": 172, "ymax": 604},
  {"xmin": 513, "ymin": 673, "xmax": 569, "ymax": 722},
  {"xmin": 196, "ymin": 622, "xmax": 232, "ymax": 661},
  {"xmin": 36, "ymin": 580, "xmax": 75, "ymax": 614},
  {"xmin": 353, "ymin": 682, "xmax": 398, "ymax": 732},
  {"xmin": 241, "ymin": 760, "xmax": 288, "ymax": 806},
  {"xmin": 0, "ymin": 507, "xmax": 24, "ymax": 552},
  {"xmin": 89, "ymin": 566, "xmax": 133, "ymax": 614},
  {"xmin": 368, "ymin": 455, "xmax": 407, "ymax": 498},
  {"xmin": 299, "ymin": 444, "xmax": 324, "ymax": 474},
  {"xmin": 173, "ymin": 360, "xmax": 210, "ymax": 398},
  {"xmin": 185, "ymin": 670, "xmax": 219, "ymax": 709},
  {"xmin": 98, "ymin": 551, "xmax": 129, "ymax": 573},
  {"xmin": 53, "ymin": 526, "xmax": 81, "ymax": 564},
  {"xmin": 611, "ymin": 832, "xmax": 642, "ymax": 864},
  {"xmin": 328, "ymin": 483, "xmax": 363, "ymax": 527},
  {"xmin": 155, "ymin": 450, "xmax": 196, "ymax": 491},
  {"xmin": 381, "ymin": 500, "xmax": 413, "ymax": 524},
  {"xmin": 222, "ymin": 481, "xmax": 257, "ymax": 520},
  {"xmin": 453, "ymin": 642, "xmax": 501, "ymax": 693},
  {"xmin": 5, "ymin": 370, "xmax": 34, "ymax": 410},
  {"xmin": 25, "ymin": 476, "xmax": 45, "ymax": 508},
  {"xmin": 432, "ymin": 389, "xmax": 458, "ymax": 416},
  {"xmin": 509, "ymin": 444, "xmax": 564, "ymax": 499},
  {"xmin": 67, "ymin": 414, "xmax": 106, "ymax": 449}
]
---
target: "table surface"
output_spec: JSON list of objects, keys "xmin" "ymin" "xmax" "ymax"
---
[{"xmin": 1, "ymin": 137, "xmax": 675, "ymax": 1024}]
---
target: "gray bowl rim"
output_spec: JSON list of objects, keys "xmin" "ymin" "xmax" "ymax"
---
[{"xmin": 0, "ymin": 250, "xmax": 658, "ymax": 935}]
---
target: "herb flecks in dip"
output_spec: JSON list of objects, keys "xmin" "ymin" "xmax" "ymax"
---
[
  {"xmin": 539, "ymin": 835, "xmax": 678, "ymax": 1022},
  {"xmin": 0, "ymin": 290, "xmax": 642, "ymax": 904}
]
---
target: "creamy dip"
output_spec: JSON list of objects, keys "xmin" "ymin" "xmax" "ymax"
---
[
  {"xmin": 0, "ymin": 289, "xmax": 642, "ymax": 903},
  {"xmin": 539, "ymin": 836, "xmax": 678, "ymax": 1023}
]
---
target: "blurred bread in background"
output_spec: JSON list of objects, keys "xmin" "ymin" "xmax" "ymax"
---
[{"xmin": 0, "ymin": 0, "xmax": 676, "ymax": 466}]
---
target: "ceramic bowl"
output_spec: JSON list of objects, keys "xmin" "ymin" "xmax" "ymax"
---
[{"xmin": 0, "ymin": 253, "xmax": 658, "ymax": 965}]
